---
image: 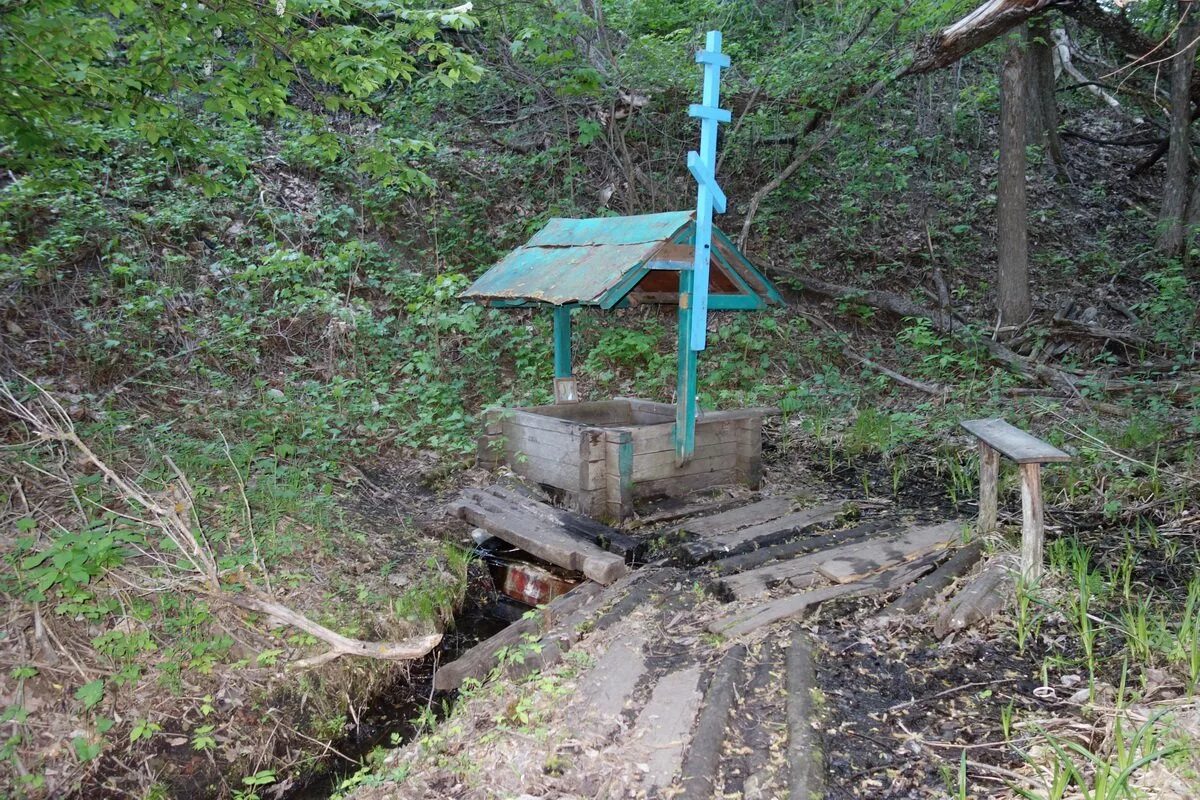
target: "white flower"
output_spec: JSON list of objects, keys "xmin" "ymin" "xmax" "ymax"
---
[{"xmin": 275, "ymin": 0, "xmax": 285, "ymax": 16}]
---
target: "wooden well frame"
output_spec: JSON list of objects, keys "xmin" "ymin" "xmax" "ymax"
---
[{"xmin": 477, "ymin": 398, "xmax": 772, "ymax": 522}]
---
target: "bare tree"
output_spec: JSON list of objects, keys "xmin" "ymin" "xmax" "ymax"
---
[
  {"xmin": 1159, "ymin": 1, "xmax": 1200, "ymax": 257},
  {"xmin": 1025, "ymin": 17, "xmax": 1065, "ymax": 172},
  {"xmin": 998, "ymin": 37, "xmax": 1032, "ymax": 328}
]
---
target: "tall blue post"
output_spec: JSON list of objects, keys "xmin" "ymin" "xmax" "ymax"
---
[{"xmin": 675, "ymin": 30, "xmax": 730, "ymax": 462}]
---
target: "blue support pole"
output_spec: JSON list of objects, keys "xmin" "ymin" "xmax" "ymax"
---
[{"xmin": 675, "ymin": 30, "xmax": 730, "ymax": 463}]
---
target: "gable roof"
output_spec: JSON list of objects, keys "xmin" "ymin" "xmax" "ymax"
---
[{"xmin": 461, "ymin": 210, "xmax": 782, "ymax": 310}]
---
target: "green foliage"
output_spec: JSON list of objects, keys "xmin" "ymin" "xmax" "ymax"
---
[
  {"xmin": 1138, "ymin": 263, "xmax": 1197, "ymax": 348},
  {"xmin": 0, "ymin": 0, "xmax": 479, "ymax": 171},
  {"xmin": 74, "ymin": 680, "xmax": 105, "ymax": 711},
  {"xmin": 9, "ymin": 519, "xmax": 140, "ymax": 617}
]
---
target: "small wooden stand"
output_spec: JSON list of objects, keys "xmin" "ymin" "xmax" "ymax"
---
[{"xmin": 960, "ymin": 418, "xmax": 1070, "ymax": 582}]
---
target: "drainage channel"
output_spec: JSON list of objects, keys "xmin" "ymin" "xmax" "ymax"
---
[{"xmin": 285, "ymin": 541, "xmax": 581, "ymax": 798}]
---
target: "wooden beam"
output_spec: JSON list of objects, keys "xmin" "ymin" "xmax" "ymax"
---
[
  {"xmin": 978, "ymin": 441, "xmax": 999, "ymax": 535},
  {"xmin": 1019, "ymin": 462, "xmax": 1044, "ymax": 582}
]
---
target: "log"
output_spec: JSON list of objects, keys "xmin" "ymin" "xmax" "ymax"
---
[
  {"xmin": 707, "ymin": 519, "xmax": 891, "ymax": 576},
  {"xmin": 482, "ymin": 484, "xmax": 641, "ymax": 559},
  {"xmin": 432, "ymin": 581, "xmax": 605, "ymax": 692},
  {"xmin": 878, "ymin": 541, "xmax": 984, "ymax": 618},
  {"xmin": 720, "ymin": 521, "xmax": 961, "ymax": 600},
  {"xmin": 678, "ymin": 644, "xmax": 747, "ymax": 800},
  {"xmin": 449, "ymin": 493, "xmax": 628, "ymax": 584},
  {"xmin": 932, "ymin": 559, "xmax": 1015, "ymax": 639},
  {"xmin": 710, "ymin": 556, "xmax": 938, "ymax": 639},
  {"xmin": 906, "ymin": 0, "xmax": 1059, "ymax": 76},
  {"xmin": 785, "ymin": 273, "xmax": 1080, "ymax": 395},
  {"xmin": 786, "ymin": 631, "xmax": 822, "ymax": 800},
  {"xmin": 680, "ymin": 502, "xmax": 845, "ymax": 564}
]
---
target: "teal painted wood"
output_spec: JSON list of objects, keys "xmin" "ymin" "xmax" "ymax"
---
[
  {"xmin": 466, "ymin": 242, "xmax": 660, "ymax": 306},
  {"xmin": 675, "ymin": 269, "xmax": 698, "ymax": 460},
  {"xmin": 713, "ymin": 228, "xmax": 784, "ymax": 304},
  {"xmin": 553, "ymin": 306, "xmax": 573, "ymax": 378},
  {"xmin": 617, "ymin": 433, "xmax": 633, "ymax": 496},
  {"xmin": 599, "ymin": 263, "xmax": 652, "ymax": 310},
  {"xmin": 687, "ymin": 30, "xmax": 731, "ymax": 351},
  {"xmin": 461, "ymin": 214, "xmax": 782, "ymax": 311},
  {"xmin": 709, "ymin": 294, "xmax": 763, "ymax": 310},
  {"xmin": 528, "ymin": 211, "xmax": 693, "ymax": 247}
]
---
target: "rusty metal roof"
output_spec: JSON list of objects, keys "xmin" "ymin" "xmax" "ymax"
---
[
  {"xmin": 461, "ymin": 210, "xmax": 782, "ymax": 309},
  {"xmin": 462, "ymin": 211, "xmax": 693, "ymax": 307}
]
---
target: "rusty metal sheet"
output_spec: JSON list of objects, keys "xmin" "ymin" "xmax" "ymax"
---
[{"xmin": 497, "ymin": 560, "xmax": 578, "ymax": 606}]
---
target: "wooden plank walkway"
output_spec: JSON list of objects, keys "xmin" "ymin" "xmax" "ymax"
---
[{"xmin": 417, "ymin": 485, "xmax": 996, "ymax": 799}]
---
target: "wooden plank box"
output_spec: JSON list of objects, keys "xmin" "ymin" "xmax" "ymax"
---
[{"xmin": 477, "ymin": 398, "xmax": 774, "ymax": 522}]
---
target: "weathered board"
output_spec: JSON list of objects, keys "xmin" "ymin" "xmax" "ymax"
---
[
  {"xmin": 815, "ymin": 521, "xmax": 965, "ymax": 584},
  {"xmin": 681, "ymin": 502, "xmax": 845, "ymax": 564},
  {"xmin": 719, "ymin": 520, "xmax": 962, "ymax": 599},
  {"xmin": 480, "ymin": 485, "xmax": 640, "ymax": 559},
  {"xmin": 708, "ymin": 556, "xmax": 938, "ymax": 638},
  {"xmin": 449, "ymin": 490, "xmax": 628, "ymax": 584},
  {"xmin": 960, "ymin": 418, "xmax": 1070, "ymax": 463},
  {"xmin": 478, "ymin": 398, "xmax": 773, "ymax": 520},
  {"xmin": 432, "ymin": 581, "xmax": 604, "ymax": 693},
  {"xmin": 682, "ymin": 496, "xmax": 795, "ymax": 537}
]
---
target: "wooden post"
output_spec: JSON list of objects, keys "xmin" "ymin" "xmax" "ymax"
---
[
  {"xmin": 605, "ymin": 429, "xmax": 634, "ymax": 521},
  {"xmin": 675, "ymin": 276, "xmax": 698, "ymax": 463},
  {"xmin": 735, "ymin": 414, "xmax": 763, "ymax": 489},
  {"xmin": 476, "ymin": 408, "xmax": 504, "ymax": 470},
  {"xmin": 978, "ymin": 441, "xmax": 999, "ymax": 534},
  {"xmin": 553, "ymin": 306, "xmax": 579, "ymax": 404},
  {"xmin": 1019, "ymin": 462, "xmax": 1044, "ymax": 581},
  {"xmin": 553, "ymin": 306, "xmax": 572, "ymax": 378},
  {"xmin": 576, "ymin": 427, "xmax": 607, "ymax": 518}
]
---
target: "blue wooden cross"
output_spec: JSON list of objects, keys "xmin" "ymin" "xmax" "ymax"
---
[
  {"xmin": 675, "ymin": 30, "xmax": 730, "ymax": 463},
  {"xmin": 688, "ymin": 30, "xmax": 730, "ymax": 351}
]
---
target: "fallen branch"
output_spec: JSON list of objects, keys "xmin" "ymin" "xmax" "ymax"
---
[
  {"xmin": 878, "ymin": 541, "xmax": 983, "ymax": 619},
  {"xmin": 845, "ymin": 348, "xmax": 948, "ymax": 397},
  {"xmin": 905, "ymin": 0, "xmax": 1060, "ymax": 75},
  {"xmin": 226, "ymin": 593, "xmax": 442, "ymax": 670},
  {"xmin": 784, "ymin": 273, "xmax": 1081, "ymax": 395},
  {"xmin": 932, "ymin": 558, "xmax": 1014, "ymax": 638},
  {"xmin": 1, "ymin": 379, "xmax": 442, "ymax": 670},
  {"xmin": 737, "ymin": 75, "xmax": 895, "ymax": 251},
  {"xmin": 1061, "ymin": 130, "xmax": 1162, "ymax": 148},
  {"xmin": 1051, "ymin": 28, "xmax": 1121, "ymax": 108}
]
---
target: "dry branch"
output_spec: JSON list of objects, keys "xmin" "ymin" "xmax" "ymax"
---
[
  {"xmin": 739, "ymin": 0, "xmax": 1063, "ymax": 249},
  {"xmin": 905, "ymin": 0, "xmax": 1060, "ymax": 76},
  {"xmin": 1, "ymin": 379, "xmax": 442, "ymax": 670},
  {"xmin": 784, "ymin": 272, "xmax": 1081, "ymax": 395}
]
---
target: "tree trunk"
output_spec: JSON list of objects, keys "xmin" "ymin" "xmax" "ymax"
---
[
  {"xmin": 905, "ymin": 0, "xmax": 1059, "ymax": 75},
  {"xmin": 998, "ymin": 38, "xmax": 1031, "ymax": 327},
  {"xmin": 1024, "ymin": 18, "xmax": 1065, "ymax": 171},
  {"xmin": 1159, "ymin": 2, "xmax": 1200, "ymax": 257}
]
